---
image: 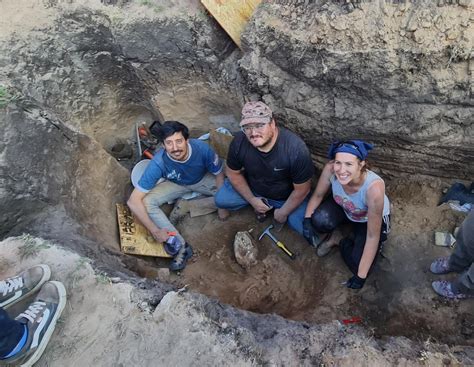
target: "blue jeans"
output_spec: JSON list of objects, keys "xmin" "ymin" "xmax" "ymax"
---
[
  {"xmin": 214, "ymin": 179, "xmax": 307, "ymax": 235},
  {"xmin": 0, "ymin": 308, "xmax": 23, "ymax": 358}
]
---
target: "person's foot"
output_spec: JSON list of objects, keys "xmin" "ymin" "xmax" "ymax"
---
[
  {"xmin": 317, "ymin": 230, "xmax": 343, "ymax": 257},
  {"xmin": 0, "ymin": 264, "xmax": 51, "ymax": 309},
  {"xmin": 2, "ymin": 281, "xmax": 67, "ymax": 366},
  {"xmin": 430, "ymin": 257, "xmax": 453, "ymax": 274},
  {"xmin": 432, "ymin": 280, "xmax": 472, "ymax": 300},
  {"xmin": 217, "ymin": 208, "xmax": 230, "ymax": 221},
  {"xmin": 170, "ymin": 243, "xmax": 193, "ymax": 272}
]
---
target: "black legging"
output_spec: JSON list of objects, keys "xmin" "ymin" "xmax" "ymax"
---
[
  {"xmin": 0, "ymin": 307, "xmax": 24, "ymax": 358},
  {"xmin": 311, "ymin": 196, "xmax": 389, "ymax": 276}
]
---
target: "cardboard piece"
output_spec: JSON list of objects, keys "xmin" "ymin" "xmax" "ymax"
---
[{"xmin": 116, "ymin": 203, "xmax": 172, "ymax": 258}]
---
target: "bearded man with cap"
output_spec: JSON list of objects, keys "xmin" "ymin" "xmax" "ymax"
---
[
  {"xmin": 304, "ymin": 140, "xmax": 391, "ymax": 289},
  {"xmin": 214, "ymin": 101, "xmax": 314, "ymax": 235}
]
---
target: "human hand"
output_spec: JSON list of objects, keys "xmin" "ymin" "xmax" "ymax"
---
[
  {"xmin": 150, "ymin": 228, "xmax": 170, "ymax": 243},
  {"xmin": 345, "ymin": 275, "xmax": 366, "ymax": 289},
  {"xmin": 302, "ymin": 218, "xmax": 319, "ymax": 247},
  {"xmin": 273, "ymin": 208, "xmax": 288, "ymax": 224},
  {"xmin": 250, "ymin": 197, "xmax": 272, "ymax": 214}
]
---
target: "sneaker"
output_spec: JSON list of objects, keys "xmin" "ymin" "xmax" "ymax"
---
[
  {"xmin": 432, "ymin": 280, "xmax": 472, "ymax": 300},
  {"xmin": 0, "ymin": 265, "xmax": 51, "ymax": 309},
  {"xmin": 317, "ymin": 230, "xmax": 343, "ymax": 257},
  {"xmin": 169, "ymin": 243, "xmax": 193, "ymax": 272},
  {"xmin": 2, "ymin": 281, "xmax": 67, "ymax": 366},
  {"xmin": 430, "ymin": 257, "xmax": 453, "ymax": 274}
]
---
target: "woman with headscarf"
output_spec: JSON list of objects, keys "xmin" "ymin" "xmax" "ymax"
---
[{"xmin": 302, "ymin": 140, "xmax": 390, "ymax": 289}]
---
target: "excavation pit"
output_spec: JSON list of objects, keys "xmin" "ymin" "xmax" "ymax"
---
[
  {"xmin": 1, "ymin": 1, "xmax": 473, "ymax": 364},
  {"xmin": 111, "ymin": 84, "xmax": 472, "ymax": 347}
]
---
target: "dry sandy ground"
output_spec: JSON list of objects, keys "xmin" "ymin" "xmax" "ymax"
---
[
  {"xmin": 1, "ymin": 237, "xmax": 255, "ymax": 366},
  {"xmin": 3, "ymin": 235, "xmax": 473, "ymax": 366}
]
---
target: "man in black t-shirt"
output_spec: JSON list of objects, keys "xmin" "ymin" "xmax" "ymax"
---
[{"xmin": 214, "ymin": 101, "xmax": 314, "ymax": 235}]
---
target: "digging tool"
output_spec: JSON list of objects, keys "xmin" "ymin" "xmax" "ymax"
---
[
  {"xmin": 135, "ymin": 122, "xmax": 142, "ymax": 162},
  {"xmin": 258, "ymin": 224, "xmax": 295, "ymax": 260}
]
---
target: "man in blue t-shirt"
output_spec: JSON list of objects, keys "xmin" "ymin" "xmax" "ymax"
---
[
  {"xmin": 127, "ymin": 121, "xmax": 227, "ymax": 272},
  {"xmin": 214, "ymin": 101, "xmax": 314, "ymax": 235}
]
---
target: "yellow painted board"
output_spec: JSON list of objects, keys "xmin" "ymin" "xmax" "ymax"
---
[
  {"xmin": 201, "ymin": 0, "xmax": 262, "ymax": 48},
  {"xmin": 116, "ymin": 203, "xmax": 172, "ymax": 258}
]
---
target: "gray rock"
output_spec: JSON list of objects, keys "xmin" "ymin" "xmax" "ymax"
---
[{"xmin": 233, "ymin": 231, "xmax": 258, "ymax": 269}]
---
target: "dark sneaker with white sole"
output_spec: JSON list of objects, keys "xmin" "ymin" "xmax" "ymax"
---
[
  {"xmin": 2, "ymin": 281, "xmax": 67, "ymax": 367},
  {"xmin": 432, "ymin": 280, "xmax": 473, "ymax": 300},
  {"xmin": 169, "ymin": 243, "xmax": 193, "ymax": 272},
  {"xmin": 0, "ymin": 265, "xmax": 51, "ymax": 309},
  {"xmin": 430, "ymin": 257, "xmax": 453, "ymax": 275}
]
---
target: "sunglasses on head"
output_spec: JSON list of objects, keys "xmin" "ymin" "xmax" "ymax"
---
[{"xmin": 336, "ymin": 141, "xmax": 361, "ymax": 153}]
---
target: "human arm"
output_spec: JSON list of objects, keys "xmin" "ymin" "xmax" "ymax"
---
[
  {"xmin": 355, "ymin": 180, "xmax": 385, "ymax": 279},
  {"xmin": 274, "ymin": 180, "xmax": 311, "ymax": 223},
  {"xmin": 127, "ymin": 189, "xmax": 169, "ymax": 243},
  {"xmin": 304, "ymin": 162, "xmax": 333, "ymax": 218},
  {"xmin": 215, "ymin": 169, "xmax": 225, "ymax": 189},
  {"xmin": 225, "ymin": 165, "xmax": 272, "ymax": 213}
]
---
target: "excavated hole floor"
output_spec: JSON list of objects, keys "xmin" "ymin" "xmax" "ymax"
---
[{"xmin": 114, "ymin": 82, "xmax": 473, "ymax": 347}]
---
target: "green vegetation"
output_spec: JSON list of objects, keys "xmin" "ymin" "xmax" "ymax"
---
[
  {"xmin": 96, "ymin": 271, "xmax": 112, "ymax": 285},
  {"xmin": 0, "ymin": 85, "xmax": 10, "ymax": 109},
  {"xmin": 0, "ymin": 85, "xmax": 19, "ymax": 109},
  {"xmin": 67, "ymin": 257, "xmax": 91, "ymax": 288},
  {"xmin": 18, "ymin": 234, "xmax": 51, "ymax": 259},
  {"xmin": 138, "ymin": 0, "xmax": 164, "ymax": 13}
]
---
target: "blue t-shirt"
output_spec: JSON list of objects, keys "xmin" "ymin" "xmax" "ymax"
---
[{"xmin": 137, "ymin": 139, "xmax": 222, "ymax": 193}]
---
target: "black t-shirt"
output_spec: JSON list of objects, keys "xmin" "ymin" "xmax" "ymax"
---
[{"xmin": 227, "ymin": 128, "xmax": 314, "ymax": 200}]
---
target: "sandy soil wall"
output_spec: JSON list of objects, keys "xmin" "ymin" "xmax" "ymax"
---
[{"xmin": 239, "ymin": 0, "xmax": 473, "ymax": 178}]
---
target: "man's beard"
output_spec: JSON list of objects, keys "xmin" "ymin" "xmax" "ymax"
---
[{"xmin": 250, "ymin": 131, "xmax": 273, "ymax": 150}]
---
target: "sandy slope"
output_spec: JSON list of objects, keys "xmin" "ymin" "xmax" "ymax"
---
[
  {"xmin": 1, "ymin": 237, "xmax": 251, "ymax": 366},
  {"xmin": 2, "ymin": 236, "xmax": 472, "ymax": 366}
]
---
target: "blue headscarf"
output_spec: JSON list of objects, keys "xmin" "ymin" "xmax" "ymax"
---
[{"xmin": 327, "ymin": 140, "xmax": 373, "ymax": 161}]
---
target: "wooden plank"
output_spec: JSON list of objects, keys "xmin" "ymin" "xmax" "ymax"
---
[
  {"xmin": 116, "ymin": 203, "xmax": 172, "ymax": 258},
  {"xmin": 201, "ymin": 0, "xmax": 262, "ymax": 48},
  {"xmin": 209, "ymin": 128, "xmax": 234, "ymax": 159}
]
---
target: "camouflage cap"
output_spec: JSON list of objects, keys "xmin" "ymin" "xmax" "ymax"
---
[{"xmin": 240, "ymin": 101, "xmax": 273, "ymax": 125}]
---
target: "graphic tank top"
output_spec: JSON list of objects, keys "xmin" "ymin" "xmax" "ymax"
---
[{"xmin": 330, "ymin": 170, "xmax": 390, "ymax": 223}]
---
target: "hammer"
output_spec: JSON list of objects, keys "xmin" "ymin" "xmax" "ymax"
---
[{"xmin": 259, "ymin": 224, "xmax": 296, "ymax": 260}]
